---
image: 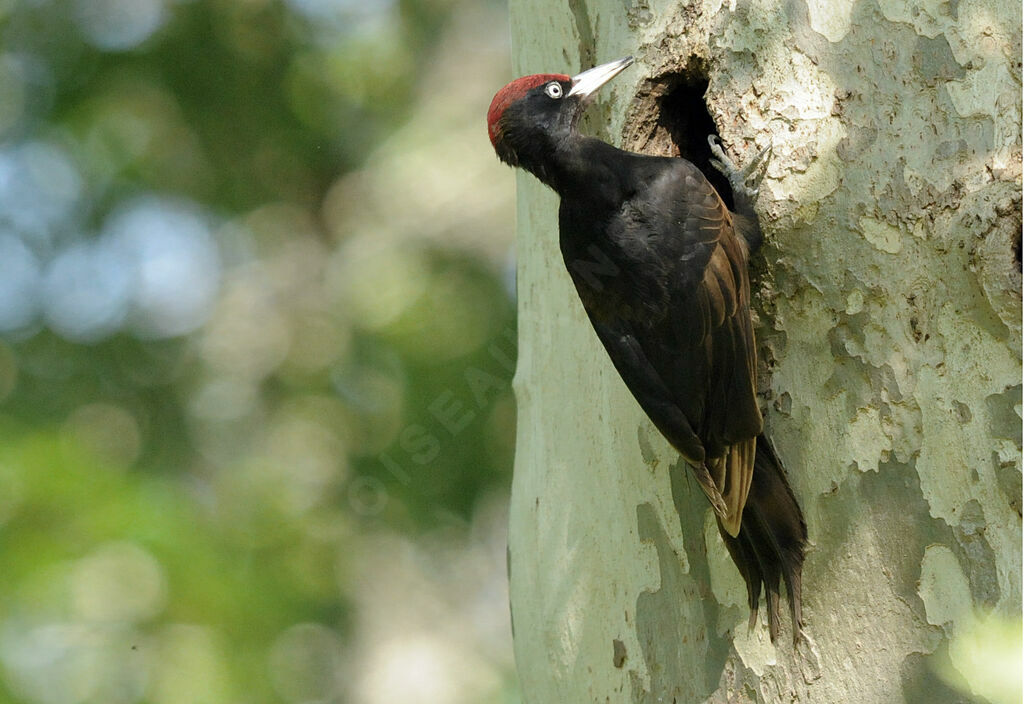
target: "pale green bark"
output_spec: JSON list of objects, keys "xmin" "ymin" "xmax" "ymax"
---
[{"xmin": 507, "ymin": 1, "xmax": 1022, "ymax": 702}]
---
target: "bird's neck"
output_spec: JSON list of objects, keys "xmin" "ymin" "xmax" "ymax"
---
[{"xmin": 521, "ymin": 134, "xmax": 628, "ymax": 202}]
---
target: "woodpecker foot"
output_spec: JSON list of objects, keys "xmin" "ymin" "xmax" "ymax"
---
[{"xmin": 708, "ymin": 135, "xmax": 771, "ymax": 202}]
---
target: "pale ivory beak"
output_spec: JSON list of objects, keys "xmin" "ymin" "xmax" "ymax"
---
[{"xmin": 567, "ymin": 56, "xmax": 635, "ymax": 98}]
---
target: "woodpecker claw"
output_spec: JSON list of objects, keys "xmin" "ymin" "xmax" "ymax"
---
[
  {"xmin": 749, "ymin": 143, "xmax": 773, "ymax": 172},
  {"xmin": 707, "ymin": 135, "xmax": 772, "ymax": 202}
]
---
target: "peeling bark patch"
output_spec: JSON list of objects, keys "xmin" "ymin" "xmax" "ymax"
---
[
  {"xmin": 613, "ymin": 638, "xmax": 627, "ymax": 667},
  {"xmin": 803, "ymin": 0, "xmax": 854, "ymax": 42},
  {"xmin": 567, "ymin": 0, "xmax": 595, "ymax": 71},
  {"xmin": 630, "ymin": 476, "xmax": 730, "ymax": 701},
  {"xmin": 919, "ymin": 544, "xmax": 971, "ymax": 630},
  {"xmin": 858, "ymin": 216, "xmax": 903, "ymax": 254},
  {"xmin": 785, "ymin": 0, "xmax": 830, "ymax": 61},
  {"xmin": 637, "ymin": 426, "xmax": 660, "ymax": 470},
  {"xmin": 774, "ymin": 391, "xmax": 793, "ymax": 415},
  {"xmin": 913, "ymin": 34, "xmax": 967, "ymax": 84},
  {"xmin": 836, "ymin": 124, "xmax": 878, "ymax": 161},
  {"xmin": 952, "ymin": 401, "xmax": 972, "ymax": 424},
  {"xmin": 858, "ymin": 458, "xmax": 954, "ymax": 617},
  {"xmin": 994, "ymin": 458, "xmax": 1022, "ymax": 517},
  {"xmin": 987, "ymin": 390, "xmax": 1024, "ymax": 507},
  {"xmin": 953, "ymin": 499, "xmax": 1000, "ymax": 608},
  {"xmin": 971, "ymin": 189, "xmax": 1022, "ymax": 342},
  {"xmin": 625, "ymin": 0, "xmax": 654, "ymax": 28}
]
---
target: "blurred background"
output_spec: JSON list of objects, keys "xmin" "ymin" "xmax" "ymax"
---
[{"xmin": 0, "ymin": 0, "xmax": 519, "ymax": 702}]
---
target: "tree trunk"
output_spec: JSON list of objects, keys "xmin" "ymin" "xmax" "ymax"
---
[{"xmin": 507, "ymin": 1, "xmax": 1021, "ymax": 702}]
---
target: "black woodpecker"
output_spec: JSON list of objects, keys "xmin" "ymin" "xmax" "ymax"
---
[{"xmin": 487, "ymin": 56, "xmax": 807, "ymax": 644}]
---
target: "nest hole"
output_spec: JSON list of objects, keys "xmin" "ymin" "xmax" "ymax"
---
[{"xmin": 624, "ymin": 68, "xmax": 735, "ymax": 210}]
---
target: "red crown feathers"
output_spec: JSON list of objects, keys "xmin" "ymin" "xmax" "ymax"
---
[{"xmin": 486, "ymin": 73, "xmax": 570, "ymax": 147}]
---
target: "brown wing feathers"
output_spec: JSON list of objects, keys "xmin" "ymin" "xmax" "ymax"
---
[
  {"xmin": 687, "ymin": 186, "xmax": 805, "ymax": 643},
  {"xmin": 669, "ymin": 175, "xmax": 805, "ymax": 642},
  {"xmin": 694, "ymin": 232, "xmax": 760, "ymax": 536}
]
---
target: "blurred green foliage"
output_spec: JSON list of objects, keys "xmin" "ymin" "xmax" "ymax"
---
[{"xmin": 0, "ymin": 0, "xmax": 517, "ymax": 701}]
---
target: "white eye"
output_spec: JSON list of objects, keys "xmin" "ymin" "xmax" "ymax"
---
[{"xmin": 544, "ymin": 82, "xmax": 563, "ymax": 99}]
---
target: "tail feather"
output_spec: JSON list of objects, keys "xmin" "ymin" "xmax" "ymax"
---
[{"xmin": 717, "ymin": 434, "xmax": 806, "ymax": 644}]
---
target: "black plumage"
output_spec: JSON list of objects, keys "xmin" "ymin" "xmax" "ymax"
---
[{"xmin": 488, "ymin": 57, "xmax": 806, "ymax": 643}]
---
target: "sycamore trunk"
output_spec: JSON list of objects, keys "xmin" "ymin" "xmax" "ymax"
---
[{"xmin": 507, "ymin": 0, "xmax": 1022, "ymax": 702}]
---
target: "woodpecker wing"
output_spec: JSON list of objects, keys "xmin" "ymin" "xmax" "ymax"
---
[
  {"xmin": 586, "ymin": 316, "xmax": 733, "ymax": 521},
  {"xmin": 634, "ymin": 160, "xmax": 763, "ymax": 536},
  {"xmin": 562, "ymin": 157, "xmax": 762, "ymax": 535}
]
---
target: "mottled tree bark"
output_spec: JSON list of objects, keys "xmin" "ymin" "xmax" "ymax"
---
[{"xmin": 507, "ymin": 0, "xmax": 1021, "ymax": 702}]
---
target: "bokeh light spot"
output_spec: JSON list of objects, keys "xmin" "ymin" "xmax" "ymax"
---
[
  {"xmin": 70, "ymin": 542, "xmax": 167, "ymax": 623},
  {"xmin": 0, "ymin": 232, "xmax": 41, "ymax": 331},
  {"xmin": 200, "ymin": 267, "xmax": 291, "ymax": 379},
  {"xmin": 285, "ymin": 0, "xmax": 396, "ymax": 45},
  {"xmin": 329, "ymin": 236, "xmax": 430, "ymax": 331},
  {"xmin": 0, "ymin": 142, "xmax": 82, "ymax": 242},
  {"xmin": 264, "ymin": 409, "xmax": 347, "ymax": 514},
  {"xmin": 104, "ymin": 197, "xmax": 221, "ymax": 339},
  {"xmin": 359, "ymin": 635, "xmax": 467, "ymax": 704},
  {"xmin": 0, "ymin": 622, "xmax": 103, "ymax": 704},
  {"xmin": 942, "ymin": 613, "xmax": 1023, "ymax": 704},
  {"xmin": 189, "ymin": 377, "xmax": 259, "ymax": 423},
  {"xmin": 74, "ymin": 0, "xmax": 166, "ymax": 52},
  {"xmin": 42, "ymin": 240, "xmax": 133, "ymax": 343}
]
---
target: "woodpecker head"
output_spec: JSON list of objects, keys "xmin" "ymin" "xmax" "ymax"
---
[{"xmin": 487, "ymin": 56, "xmax": 634, "ymax": 168}]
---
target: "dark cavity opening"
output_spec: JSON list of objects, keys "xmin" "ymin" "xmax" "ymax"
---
[
  {"xmin": 623, "ymin": 68, "xmax": 735, "ymax": 210},
  {"xmin": 659, "ymin": 77, "xmax": 735, "ymax": 210}
]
